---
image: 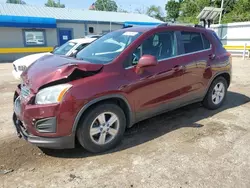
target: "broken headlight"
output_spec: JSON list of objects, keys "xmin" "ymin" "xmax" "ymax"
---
[{"xmin": 35, "ymin": 84, "xmax": 72, "ymax": 105}]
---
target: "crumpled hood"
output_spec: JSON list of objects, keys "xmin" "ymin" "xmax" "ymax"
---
[
  {"xmin": 21, "ymin": 55, "xmax": 103, "ymax": 93},
  {"xmin": 13, "ymin": 52, "xmax": 52, "ymax": 67}
]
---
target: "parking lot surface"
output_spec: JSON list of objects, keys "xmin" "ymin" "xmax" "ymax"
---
[{"xmin": 0, "ymin": 59, "xmax": 250, "ymax": 188}]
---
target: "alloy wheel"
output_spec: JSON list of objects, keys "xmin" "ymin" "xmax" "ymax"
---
[
  {"xmin": 89, "ymin": 112, "xmax": 119, "ymax": 145},
  {"xmin": 212, "ymin": 82, "xmax": 225, "ymax": 105}
]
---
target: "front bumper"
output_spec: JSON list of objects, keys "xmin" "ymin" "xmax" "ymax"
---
[{"xmin": 12, "ymin": 112, "xmax": 75, "ymax": 149}]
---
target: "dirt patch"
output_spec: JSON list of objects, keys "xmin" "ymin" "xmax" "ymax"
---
[
  {"xmin": 0, "ymin": 60, "xmax": 250, "ymax": 188},
  {"xmin": 185, "ymin": 121, "xmax": 228, "ymax": 143},
  {"xmin": 0, "ymin": 139, "xmax": 44, "ymax": 171}
]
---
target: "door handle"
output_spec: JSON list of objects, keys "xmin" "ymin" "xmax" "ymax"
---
[
  {"xmin": 173, "ymin": 65, "xmax": 184, "ymax": 71},
  {"xmin": 209, "ymin": 54, "xmax": 216, "ymax": 60}
]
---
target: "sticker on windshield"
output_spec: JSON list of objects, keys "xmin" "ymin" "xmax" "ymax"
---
[{"xmin": 122, "ymin": 32, "xmax": 139, "ymax": 36}]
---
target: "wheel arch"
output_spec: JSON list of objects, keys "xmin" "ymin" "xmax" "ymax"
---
[
  {"xmin": 204, "ymin": 71, "xmax": 231, "ymax": 99},
  {"xmin": 72, "ymin": 94, "xmax": 134, "ymax": 135},
  {"xmin": 210, "ymin": 71, "xmax": 231, "ymax": 88},
  {"xmin": 218, "ymin": 72, "xmax": 231, "ymax": 87}
]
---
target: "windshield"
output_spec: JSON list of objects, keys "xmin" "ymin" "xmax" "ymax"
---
[
  {"xmin": 76, "ymin": 30, "xmax": 143, "ymax": 64},
  {"xmin": 53, "ymin": 41, "xmax": 77, "ymax": 55}
]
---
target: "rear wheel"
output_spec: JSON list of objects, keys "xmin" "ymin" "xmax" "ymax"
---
[
  {"xmin": 77, "ymin": 103, "xmax": 126, "ymax": 153},
  {"xmin": 203, "ymin": 76, "xmax": 228, "ymax": 110}
]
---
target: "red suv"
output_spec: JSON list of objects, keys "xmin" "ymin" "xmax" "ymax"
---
[{"xmin": 13, "ymin": 24, "xmax": 232, "ymax": 153}]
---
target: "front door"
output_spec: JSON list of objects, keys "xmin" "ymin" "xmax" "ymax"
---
[
  {"xmin": 58, "ymin": 28, "xmax": 73, "ymax": 46},
  {"xmin": 123, "ymin": 31, "xmax": 184, "ymax": 121}
]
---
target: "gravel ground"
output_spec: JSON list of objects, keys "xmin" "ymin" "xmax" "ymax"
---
[{"xmin": 0, "ymin": 59, "xmax": 250, "ymax": 188}]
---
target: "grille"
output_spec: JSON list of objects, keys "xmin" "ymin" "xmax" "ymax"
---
[{"xmin": 20, "ymin": 85, "xmax": 30, "ymax": 99}]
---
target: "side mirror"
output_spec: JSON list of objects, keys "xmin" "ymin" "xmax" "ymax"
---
[{"xmin": 135, "ymin": 55, "xmax": 158, "ymax": 74}]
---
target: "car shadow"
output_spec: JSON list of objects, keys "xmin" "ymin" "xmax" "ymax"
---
[{"xmin": 42, "ymin": 91, "xmax": 250, "ymax": 158}]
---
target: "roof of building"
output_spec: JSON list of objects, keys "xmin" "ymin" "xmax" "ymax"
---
[{"xmin": 0, "ymin": 3, "xmax": 163, "ymax": 24}]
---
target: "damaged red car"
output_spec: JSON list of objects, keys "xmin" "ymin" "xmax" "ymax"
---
[{"xmin": 13, "ymin": 24, "xmax": 232, "ymax": 153}]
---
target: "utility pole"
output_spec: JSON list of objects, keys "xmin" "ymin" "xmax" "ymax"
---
[{"xmin": 219, "ymin": 0, "xmax": 224, "ymax": 24}]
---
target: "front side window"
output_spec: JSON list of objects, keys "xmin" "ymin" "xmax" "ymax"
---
[
  {"xmin": 24, "ymin": 30, "xmax": 45, "ymax": 46},
  {"xmin": 53, "ymin": 41, "xmax": 77, "ymax": 55},
  {"xmin": 126, "ymin": 31, "xmax": 177, "ymax": 67},
  {"xmin": 76, "ymin": 30, "xmax": 143, "ymax": 64}
]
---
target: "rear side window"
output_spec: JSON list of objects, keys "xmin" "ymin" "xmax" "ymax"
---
[
  {"xmin": 202, "ymin": 34, "xmax": 211, "ymax": 49},
  {"xmin": 181, "ymin": 31, "xmax": 211, "ymax": 54}
]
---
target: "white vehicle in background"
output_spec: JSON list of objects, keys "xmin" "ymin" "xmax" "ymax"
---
[
  {"xmin": 84, "ymin": 34, "xmax": 102, "ymax": 39},
  {"xmin": 12, "ymin": 37, "xmax": 98, "ymax": 80}
]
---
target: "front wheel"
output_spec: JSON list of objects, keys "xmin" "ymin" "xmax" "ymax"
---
[
  {"xmin": 203, "ymin": 76, "xmax": 228, "ymax": 110},
  {"xmin": 77, "ymin": 103, "xmax": 126, "ymax": 153}
]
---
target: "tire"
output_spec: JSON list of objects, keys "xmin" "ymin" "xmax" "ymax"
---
[
  {"xmin": 203, "ymin": 76, "xmax": 228, "ymax": 110},
  {"xmin": 77, "ymin": 103, "xmax": 126, "ymax": 153}
]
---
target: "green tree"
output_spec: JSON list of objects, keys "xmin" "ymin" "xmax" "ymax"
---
[
  {"xmin": 176, "ymin": 0, "xmax": 238, "ymax": 24},
  {"xmin": 146, "ymin": 5, "xmax": 165, "ymax": 21},
  {"xmin": 178, "ymin": 0, "xmax": 210, "ymax": 23},
  {"xmin": 94, "ymin": 0, "xmax": 118, "ymax": 12},
  {"xmin": 222, "ymin": 0, "xmax": 250, "ymax": 23},
  {"xmin": 213, "ymin": 0, "xmax": 235, "ymax": 14},
  {"xmin": 165, "ymin": 0, "xmax": 181, "ymax": 21},
  {"xmin": 45, "ymin": 0, "xmax": 65, "ymax": 8},
  {"xmin": 6, "ymin": 0, "xmax": 26, "ymax": 4}
]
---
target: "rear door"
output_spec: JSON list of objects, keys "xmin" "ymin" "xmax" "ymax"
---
[{"xmin": 176, "ymin": 30, "xmax": 213, "ymax": 104}]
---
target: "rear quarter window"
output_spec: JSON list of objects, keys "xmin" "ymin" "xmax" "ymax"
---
[
  {"xmin": 202, "ymin": 33, "xmax": 211, "ymax": 49},
  {"xmin": 212, "ymin": 32, "xmax": 223, "ymax": 46}
]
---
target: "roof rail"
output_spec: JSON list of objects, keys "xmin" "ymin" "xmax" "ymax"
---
[
  {"xmin": 157, "ymin": 22, "xmax": 205, "ymax": 28},
  {"xmin": 157, "ymin": 23, "xmax": 169, "ymax": 27}
]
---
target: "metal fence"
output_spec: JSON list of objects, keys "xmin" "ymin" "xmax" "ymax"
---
[{"xmin": 210, "ymin": 22, "xmax": 250, "ymax": 59}]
